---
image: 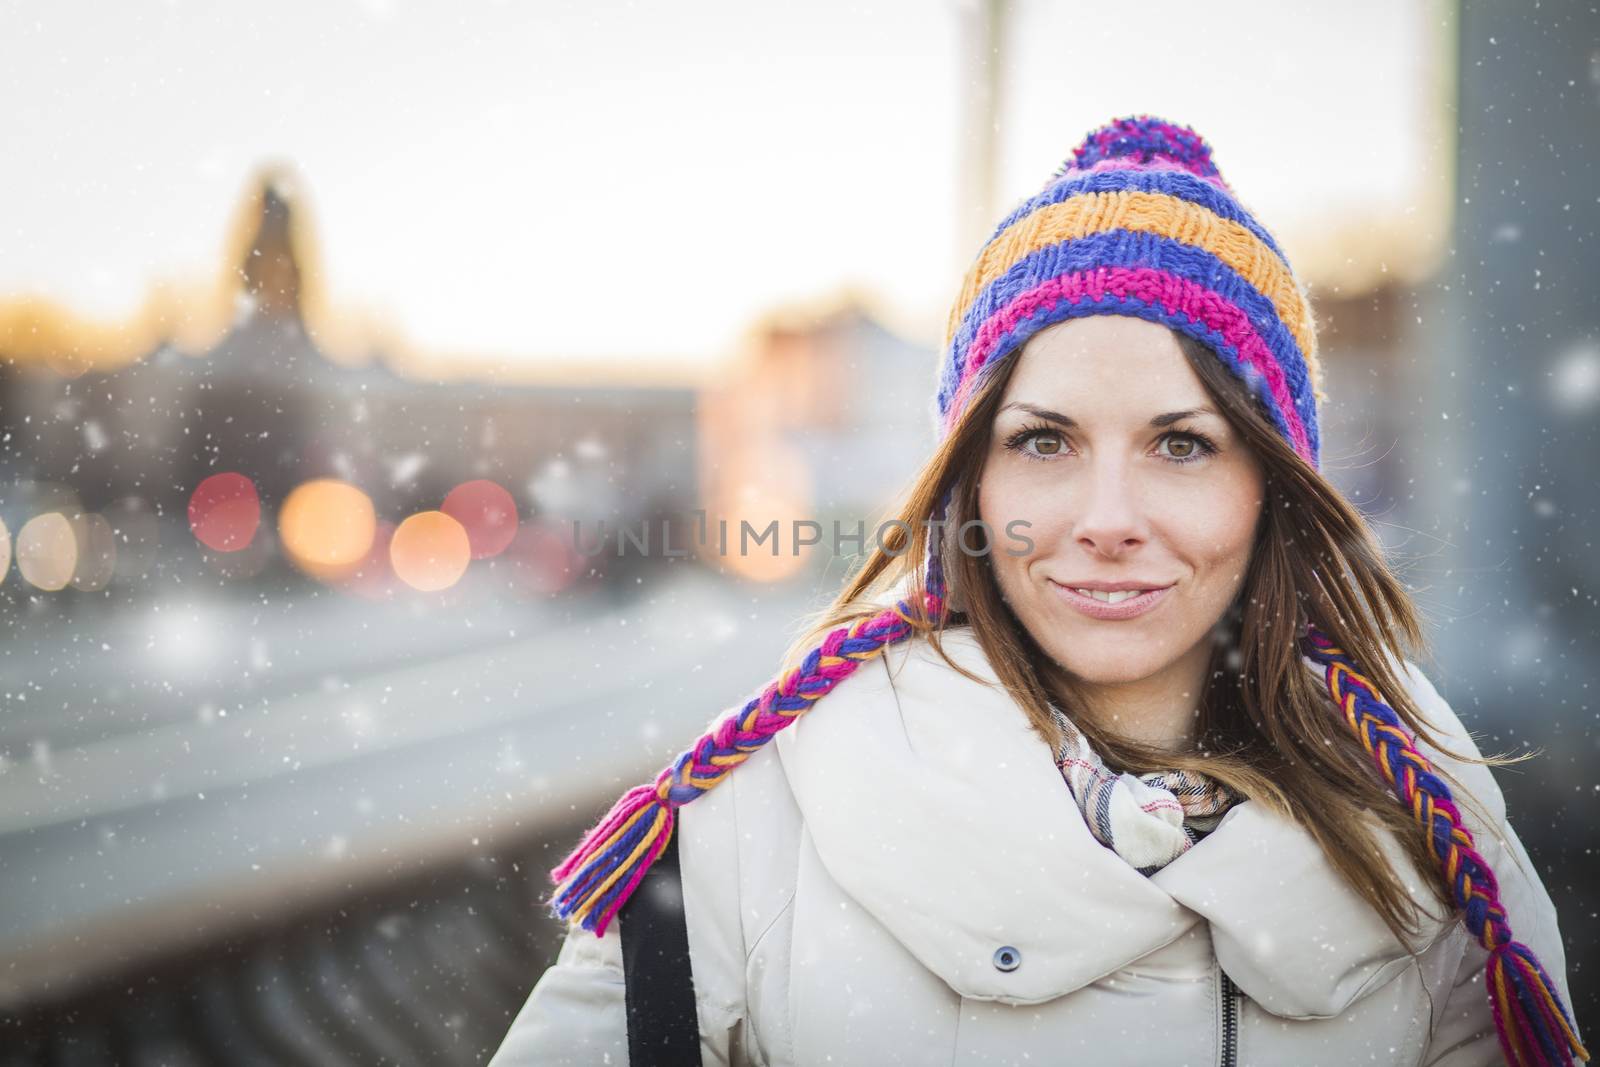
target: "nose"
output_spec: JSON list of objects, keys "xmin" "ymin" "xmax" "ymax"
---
[{"xmin": 1071, "ymin": 456, "xmax": 1148, "ymax": 557}]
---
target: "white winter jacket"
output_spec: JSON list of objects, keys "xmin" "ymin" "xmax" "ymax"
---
[{"xmin": 490, "ymin": 625, "xmax": 1575, "ymax": 1066}]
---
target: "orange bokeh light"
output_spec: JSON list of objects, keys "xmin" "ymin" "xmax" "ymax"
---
[
  {"xmin": 16, "ymin": 513, "xmax": 78, "ymax": 591},
  {"xmin": 389, "ymin": 510, "xmax": 472, "ymax": 592},
  {"xmin": 278, "ymin": 479, "xmax": 376, "ymax": 580}
]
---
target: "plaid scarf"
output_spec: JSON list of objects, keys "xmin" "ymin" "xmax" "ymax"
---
[{"xmin": 1049, "ymin": 704, "xmax": 1243, "ymax": 876}]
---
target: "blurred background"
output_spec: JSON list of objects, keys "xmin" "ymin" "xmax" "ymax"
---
[{"xmin": 0, "ymin": 0, "xmax": 1594, "ymax": 1062}]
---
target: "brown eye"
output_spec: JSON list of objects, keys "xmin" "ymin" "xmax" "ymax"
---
[
  {"xmin": 1001, "ymin": 425, "xmax": 1072, "ymax": 461},
  {"xmin": 1032, "ymin": 432, "xmax": 1063, "ymax": 456},
  {"xmin": 1157, "ymin": 431, "xmax": 1218, "ymax": 466}
]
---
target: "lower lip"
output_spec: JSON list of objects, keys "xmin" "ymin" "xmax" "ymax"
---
[{"xmin": 1051, "ymin": 583, "xmax": 1173, "ymax": 621}]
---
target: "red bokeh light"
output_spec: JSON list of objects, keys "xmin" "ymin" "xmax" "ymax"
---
[
  {"xmin": 188, "ymin": 473, "xmax": 261, "ymax": 552},
  {"xmin": 505, "ymin": 517, "xmax": 583, "ymax": 596},
  {"xmin": 440, "ymin": 479, "xmax": 519, "ymax": 559}
]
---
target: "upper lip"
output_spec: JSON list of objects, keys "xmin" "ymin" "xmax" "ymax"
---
[{"xmin": 1054, "ymin": 579, "xmax": 1174, "ymax": 592}]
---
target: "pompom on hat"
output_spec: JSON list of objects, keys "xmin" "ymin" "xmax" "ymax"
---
[{"xmin": 546, "ymin": 115, "xmax": 1588, "ymax": 1067}]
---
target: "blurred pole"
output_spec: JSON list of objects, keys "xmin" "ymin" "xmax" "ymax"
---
[
  {"xmin": 1416, "ymin": 1, "xmax": 1600, "ymax": 723},
  {"xmin": 955, "ymin": 0, "xmax": 1010, "ymax": 259},
  {"xmin": 1412, "ymin": 0, "xmax": 1600, "ymax": 1021}
]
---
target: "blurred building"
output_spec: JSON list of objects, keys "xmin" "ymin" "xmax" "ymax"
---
[
  {"xmin": 696, "ymin": 295, "xmax": 934, "ymax": 581},
  {"xmin": 0, "ymin": 174, "xmax": 701, "ymax": 596}
]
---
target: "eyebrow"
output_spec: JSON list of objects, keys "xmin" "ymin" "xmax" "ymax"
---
[{"xmin": 998, "ymin": 402, "xmax": 1221, "ymax": 429}]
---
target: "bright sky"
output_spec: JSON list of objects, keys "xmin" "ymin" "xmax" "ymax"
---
[{"xmin": 1, "ymin": 0, "xmax": 1447, "ymax": 369}]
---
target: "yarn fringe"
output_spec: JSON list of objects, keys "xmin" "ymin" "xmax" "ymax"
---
[{"xmin": 1303, "ymin": 624, "xmax": 1588, "ymax": 1066}]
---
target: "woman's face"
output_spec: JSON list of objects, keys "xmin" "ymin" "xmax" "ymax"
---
[{"xmin": 976, "ymin": 315, "xmax": 1266, "ymax": 691}]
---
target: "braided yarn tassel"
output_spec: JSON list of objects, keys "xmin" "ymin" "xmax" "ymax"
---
[
  {"xmin": 1302, "ymin": 624, "xmax": 1588, "ymax": 1066},
  {"xmin": 547, "ymin": 584, "xmax": 945, "ymax": 937}
]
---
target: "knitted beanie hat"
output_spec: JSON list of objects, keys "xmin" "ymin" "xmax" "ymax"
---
[
  {"xmin": 546, "ymin": 116, "xmax": 1586, "ymax": 1067},
  {"xmin": 932, "ymin": 114, "xmax": 1323, "ymax": 467}
]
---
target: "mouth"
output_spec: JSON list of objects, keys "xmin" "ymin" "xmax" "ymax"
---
[{"xmin": 1049, "ymin": 580, "xmax": 1174, "ymax": 621}]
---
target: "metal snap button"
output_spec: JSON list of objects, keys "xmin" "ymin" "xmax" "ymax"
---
[{"xmin": 993, "ymin": 945, "xmax": 1021, "ymax": 972}]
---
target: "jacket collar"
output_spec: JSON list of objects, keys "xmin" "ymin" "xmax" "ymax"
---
[{"xmin": 773, "ymin": 624, "xmax": 1454, "ymax": 1016}]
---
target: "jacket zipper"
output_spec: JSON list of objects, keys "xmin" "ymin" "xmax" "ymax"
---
[{"xmin": 1218, "ymin": 967, "xmax": 1240, "ymax": 1067}]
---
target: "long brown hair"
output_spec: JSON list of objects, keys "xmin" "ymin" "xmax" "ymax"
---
[{"xmin": 777, "ymin": 325, "xmax": 1532, "ymax": 950}]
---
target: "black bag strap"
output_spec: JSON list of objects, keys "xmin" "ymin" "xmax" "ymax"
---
[{"xmin": 618, "ymin": 827, "xmax": 705, "ymax": 1066}]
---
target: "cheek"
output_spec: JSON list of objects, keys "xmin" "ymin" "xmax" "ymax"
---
[
  {"xmin": 978, "ymin": 456, "xmax": 1065, "ymax": 525},
  {"xmin": 978, "ymin": 463, "xmax": 1058, "ymax": 554},
  {"xmin": 976, "ymin": 461, "xmax": 1012, "ymax": 538},
  {"xmin": 977, "ymin": 465, "xmax": 1037, "ymax": 596},
  {"xmin": 1171, "ymin": 484, "xmax": 1263, "ymax": 577}
]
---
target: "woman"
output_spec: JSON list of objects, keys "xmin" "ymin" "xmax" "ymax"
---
[{"xmin": 489, "ymin": 116, "xmax": 1587, "ymax": 1066}]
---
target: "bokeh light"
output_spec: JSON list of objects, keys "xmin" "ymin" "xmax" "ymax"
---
[
  {"xmin": 16, "ymin": 512, "xmax": 78, "ymax": 591},
  {"xmin": 389, "ymin": 511, "xmax": 471, "ymax": 592},
  {"xmin": 441, "ymin": 479, "xmax": 519, "ymax": 559},
  {"xmin": 0, "ymin": 516, "xmax": 10, "ymax": 586},
  {"xmin": 504, "ymin": 517, "xmax": 583, "ymax": 596},
  {"xmin": 278, "ymin": 479, "xmax": 376, "ymax": 580},
  {"xmin": 188, "ymin": 472, "xmax": 262, "ymax": 552},
  {"xmin": 69, "ymin": 512, "xmax": 117, "ymax": 591}
]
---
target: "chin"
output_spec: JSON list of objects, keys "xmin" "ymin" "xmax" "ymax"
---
[
  {"xmin": 1031, "ymin": 613, "xmax": 1186, "ymax": 687},
  {"xmin": 1056, "ymin": 649, "xmax": 1168, "ymax": 687}
]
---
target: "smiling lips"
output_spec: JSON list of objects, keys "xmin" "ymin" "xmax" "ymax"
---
[{"xmin": 1050, "ymin": 580, "xmax": 1174, "ymax": 620}]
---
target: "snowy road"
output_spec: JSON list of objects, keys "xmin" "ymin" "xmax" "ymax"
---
[{"xmin": 0, "ymin": 564, "xmax": 829, "ymax": 1008}]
